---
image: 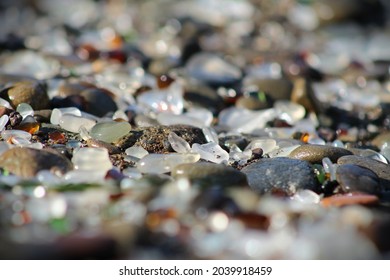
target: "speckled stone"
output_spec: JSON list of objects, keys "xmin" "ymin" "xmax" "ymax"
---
[
  {"xmin": 337, "ymin": 155, "xmax": 390, "ymax": 190},
  {"xmin": 114, "ymin": 125, "xmax": 207, "ymax": 153},
  {"xmin": 172, "ymin": 162, "xmax": 247, "ymax": 188},
  {"xmin": 336, "ymin": 164, "xmax": 381, "ymax": 194},
  {"xmin": 241, "ymin": 157, "xmax": 318, "ymax": 195},
  {"xmin": 289, "ymin": 144, "xmax": 352, "ymax": 163},
  {"xmin": 0, "ymin": 147, "xmax": 73, "ymax": 177},
  {"xmin": 2, "ymin": 81, "xmax": 50, "ymax": 110}
]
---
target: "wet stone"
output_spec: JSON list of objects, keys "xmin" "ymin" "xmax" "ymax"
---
[
  {"xmin": 337, "ymin": 155, "xmax": 390, "ymax": 190},
  {"xmin": 289, "ymin": 144, "xmax": 353, "ymax": 163},
  {"xmin": 2, "ymin": 81, "xmax": 50, "ymax": 110},
  {"xmin": 241, "ymin": 157, "xmax": 318, "ymax": 195},
  {"xmin": 0, "ymin": 147, "xmax": 73, "ymax": 177},
  {"xmin": 114, "ymin": 125, "xmax": 207, "ymax": 153},
  {"xmin": 336, "ymin": 164, "xmax": 381, "ymax": 195},
  {"xmin": 172, "ymin": 162, "xmax": 247, "ymax": 188}
]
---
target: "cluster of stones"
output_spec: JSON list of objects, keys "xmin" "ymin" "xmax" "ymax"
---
[{"xmin": 0, "ymin": 0, "xmax": 390, "ymax": 259}]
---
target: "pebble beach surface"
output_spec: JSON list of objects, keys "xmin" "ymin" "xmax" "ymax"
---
[{"xmin": 1, "ymin": 0, "xmax": 390, "ymax": 259}]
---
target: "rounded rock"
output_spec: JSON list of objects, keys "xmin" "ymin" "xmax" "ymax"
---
[
  {"xmin": 289, "ymin": 144, "xmax": 353, "ymax": 163},
  {"xmin": 241, "ymin": 157, "xmax": 318, "ymax": 195},
  {"xmin": 79, "ymin": 88, "xmax": 118, "ymax": 117},
  {"xmin": 0, "ymin": 147, "xmax": 73, "ymax": 177},
  {"xmin": 336, "ymin": 164, "xmax": 381, "ymax": 195},
  {"xmin": 337, "ymin": 155, "xmax": 390, "ymax": 190},
  {"xmin": 3, "ymin": 81, "xmax": 50, "ymax": 110}
]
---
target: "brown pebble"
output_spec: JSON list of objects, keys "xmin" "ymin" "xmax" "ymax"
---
[
  {"xmin": 4, "ymin": 81, "xmax": 50, "ymax": 110},
  {"xmin": 289, "ymin": 144, "xmax": 353, "ymax": 163}
]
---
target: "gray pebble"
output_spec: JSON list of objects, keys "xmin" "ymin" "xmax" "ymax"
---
[
  {"xmin": 336, "ymin": 164, "xmax": 381, "ymax": 194},
  {"xmin": 241, "ymin": 157, "xmax": 318, "ymax": 195},
  {"xmin": 338, "ymin": 155, "xmax": 390, "ymax": 190}
]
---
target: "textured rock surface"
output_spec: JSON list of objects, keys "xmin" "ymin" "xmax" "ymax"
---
[
  {"xmin": 115, "ymin": 125, "xmax": 207, "ymax": 153},
  {"xmin": 0, "ymin": 147, "xmax": 73, "ymax": 177},
  {"xmin": 241, "ymin": 157, "xmax": 318, "ymax": 195}
]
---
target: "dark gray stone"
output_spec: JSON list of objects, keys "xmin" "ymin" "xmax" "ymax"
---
[
  {"xmin": 337, "ymin": 155, "xmax": 390, "ymax": 190},
  {"xmin": 80, "ymin": 88, "xmax": 118, "ymax": 117},
  {"xmin": 336, "ymin": 164, "xmax": 381, "ymax": 194},
  {"xmin": 241, "ymin": 157, "xmax": 318, "ymax": 195}
]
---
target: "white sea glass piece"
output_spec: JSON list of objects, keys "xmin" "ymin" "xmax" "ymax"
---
[
  {"xmin": 191, "ymin": 142, "xmax": 229, "ymax": 164},
  {"xmin": 137, "ymin": 153, "xmax": 200, "ymax": 174},
  {"xmin": 59, "ymin": 114, "xmax": 96, "ymax": 133},
  {"xmin": 168, "ymin": 132, "xmax": 191, "ymax": 153}
]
